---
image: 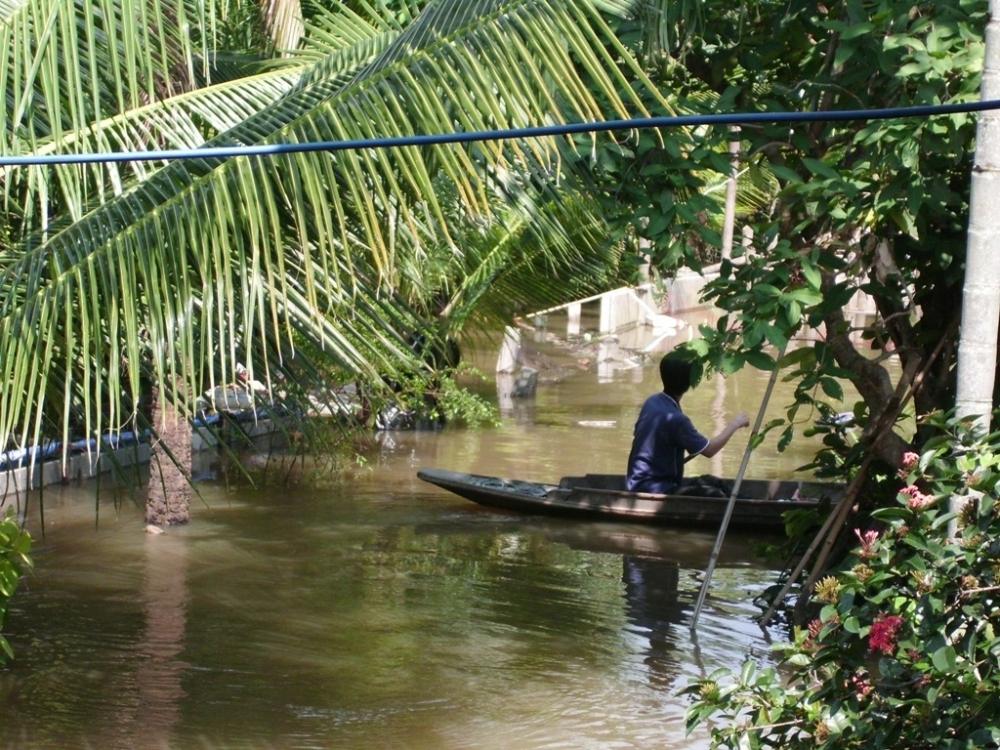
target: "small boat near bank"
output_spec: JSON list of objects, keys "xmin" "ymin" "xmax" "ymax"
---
[{"xmin": 417, "ymin": 468, "xmax": 841, "ymax": 531}]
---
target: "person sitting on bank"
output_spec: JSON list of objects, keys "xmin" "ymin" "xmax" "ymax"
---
[{"xmin": 626, "ymin": 352, "xmax": 749, "ymax": 494}]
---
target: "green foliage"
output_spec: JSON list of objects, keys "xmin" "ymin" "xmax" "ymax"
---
[
  {"xmin": 579, "ymin": 0, "xmax": 988, "ymax": 469},
  {"xmin": 389, "ymin": 365, "xmax": 500, "ymax": 428},
  {"xmin": 685, "ymin": 413, "xmax": 1000, "ymax": 749},
  {"xmin": 0, "ymin": 511, "xmax": 31, "ymax": 664}
]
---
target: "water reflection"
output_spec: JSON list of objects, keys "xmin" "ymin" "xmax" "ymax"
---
[
  {"xmin": 2, "ymin": 312, "xmax": 820, "ymax": 750},
  {"xmin": 622, "ymin": 556, "xmax": 687, "ymax": 691},
  {"xmin": 134, "ymin": 533, "xmax": 189, "ymax": 749}
]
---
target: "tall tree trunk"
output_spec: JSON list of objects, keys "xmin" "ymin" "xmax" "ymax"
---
[
  {"xmin": 956, "ymin": 0, "xmax": 1000, "ymax": 429},
  {"xmin": 146, "ymin": 383, "xmax": 191, "ymax": 527},
  {"xmin": 952, "ymin": 0, "xmax": 1000, "ymax": 528},
  {"xmin": 720, "ymin": 127, "xmax": 741, "ymax": 261}
]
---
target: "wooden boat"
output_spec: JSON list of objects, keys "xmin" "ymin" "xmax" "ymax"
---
[{"xmin": 417, "ymin": 468, "xmax": 841, "ymax": 531}]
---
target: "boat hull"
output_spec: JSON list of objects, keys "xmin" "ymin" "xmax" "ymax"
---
[{"xmin": 417, "ymin": 468, "xmax": 838, "ymax": 531}]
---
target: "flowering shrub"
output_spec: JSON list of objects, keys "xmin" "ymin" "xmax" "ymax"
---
[
  {"xmin": 685, "ymin": 415, "xmax": 1000, "ymax": 749},
  {"xmin": 0, "ymin": 509, "xmax": 31, "ymax": 664}
]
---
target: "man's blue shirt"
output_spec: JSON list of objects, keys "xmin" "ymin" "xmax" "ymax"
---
[{"xmin": 626, "ymin": 393, "xmax": 709, "ymax": 493}]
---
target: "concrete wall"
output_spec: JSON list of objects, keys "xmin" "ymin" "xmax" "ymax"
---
[
  {"xmin": 660, "ymin": 265, "xmax": 721, "ymax": 315},
  {"xmin": 0, "ymin": 420, "xmax": 275, "ymax": 500},
  {"xmin": 659, "ymin": 264, "xmax": 878, "ymax": 316}
]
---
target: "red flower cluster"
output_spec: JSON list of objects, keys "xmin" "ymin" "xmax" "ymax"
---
[
  {"xmin": 869, "ymin": 614, "xmax": 904, "ymax": 655},
  {"xmin": 808, "ymin": 618, "xmax": 824, "ymax": 640},
  {"xmin": 900, "ymin": 451, "xmax": 920, "ymax": 472}
]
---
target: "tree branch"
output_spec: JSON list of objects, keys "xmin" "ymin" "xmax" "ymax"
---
[{"xmin": 822, "ymin": 276, "xmax": 910, "ymax": 466}]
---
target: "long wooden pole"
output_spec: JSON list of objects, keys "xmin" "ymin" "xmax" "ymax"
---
[{"xmin": 690, "ymin": 344, "xmax": 786, "ymax": 629}]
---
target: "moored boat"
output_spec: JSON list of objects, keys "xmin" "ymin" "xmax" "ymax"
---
[{"xmin": 417, "ymin": 468, "xmax": 840, "ymax": 531}]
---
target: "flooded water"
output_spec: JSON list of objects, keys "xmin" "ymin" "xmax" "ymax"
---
[{"xmin": 0, "ymin": 320, "xmax": 841, "ymax": 749}]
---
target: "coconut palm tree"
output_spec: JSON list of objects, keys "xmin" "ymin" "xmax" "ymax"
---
[{"xmin": 0, "ymin": 0, "xmax": 669, "ymax": 523}]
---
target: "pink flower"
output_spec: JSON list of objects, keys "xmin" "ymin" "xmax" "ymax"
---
[
  {"xmin": 907, "ymin": 494, "xmax": 934, "ymax": 511},
  {"xmin": 850, "ymin": 672, "xmax": 873, "ymax": 701},
  {"xmin": 868, "ymin": 614, "xmax": 904, "ymax": 655},
  {"xmin": 808, "ymin": 618, "xmax": 824, "ymax": 640},
  {"xmin": 900, "ymin": 485, "xmax": 934, "ymax": 511},
  {"xmin": 900, "ymin": 452, "xmax": 919, "ymax": 471},
  {"xmin": 854, "ymin": 528, "xmax": 880, "ymax": 559}
]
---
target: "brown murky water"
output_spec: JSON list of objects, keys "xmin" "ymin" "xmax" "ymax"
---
[{"xmin": 0, "ymin": 319, "xmax": 846, "ymax": 749}]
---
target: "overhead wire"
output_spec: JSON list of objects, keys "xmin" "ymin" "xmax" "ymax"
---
[{"xmin": 2, "ymin": 99, "xmax": 999, "ymax": 167}]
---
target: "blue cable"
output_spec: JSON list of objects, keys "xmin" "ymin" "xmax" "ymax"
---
[{"xmin": 3, "ymin": 99, "xmax": 998, "ymax": 168}]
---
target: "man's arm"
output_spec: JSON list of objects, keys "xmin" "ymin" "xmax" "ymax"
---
[{"xmin": 699, "ymin": 413, "xmax": 750, "ymax": 458}]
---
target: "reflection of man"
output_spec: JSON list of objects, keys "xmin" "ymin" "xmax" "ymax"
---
[
  {"xmin": 626, "ymin": 352, "xmax": 749, "ymax": 493},
  {"xmin": 623, "ymin": 556, "xmax": 682, "ymax": 627},
  {"xmin": 622, "ymin": 556, "xmax": 683, "ymax": 691}
]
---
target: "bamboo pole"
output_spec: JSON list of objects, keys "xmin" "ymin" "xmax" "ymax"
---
[
  {"xmin": 690, "ymin": 343, "xmax": 787, "ymax": 629},
  {"xmin": 758, "ymin": 459, "xmax": 870, "ymax": 627}
]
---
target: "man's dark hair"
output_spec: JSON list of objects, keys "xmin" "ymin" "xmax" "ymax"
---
[{"xmin": 659, "ymin": 351, "xmax": 696, "ymax": 399}]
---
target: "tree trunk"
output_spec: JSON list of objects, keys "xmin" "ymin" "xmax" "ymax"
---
[
  {"xmin": 822, "ymin": 294, "xmax": 910, "ymax": 467},
  {"xmin": 720, "ymin": 127, "xmax": 741, "ymax": 260},
  {"xmin": 146, "ymin": 384, "xmax": 191, "ymax": 527},
  {"xmin": 956, "ymin": 0, "xmax": 1000, "ymax": 429}
]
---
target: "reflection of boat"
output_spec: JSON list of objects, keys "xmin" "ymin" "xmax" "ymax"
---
[
  {"xmin": 533, "ymin": 521, "xmax": 766, "ymax": 563},
  {"xmin": 417, "ymin": 468, "xmax": 839, "ymax": 531}
]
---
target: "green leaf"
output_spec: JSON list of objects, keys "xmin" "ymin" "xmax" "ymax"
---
[
  {"xmin": 647, "ymin": 214, "xmax": 669, "ymax": 235},
  {"xmin": 779, "ymin": 347, "xmax": 816, "ymax": 368},
  {"xmin": 785, "ymin": 287, "xmax": 823, "ymax": 306},
  {"xmin": 801, "ymin": 264, "xmax": 822, "ymax": 291},
  {"xmin": 784, "ymin": 301, "xmax": 802, "ymax": 327},
  {"xmin": 744, "ymin": 350, "xmax": 774, "ymax": 371},
  {"xmin": 931, "ymin": 645, "xmax": 957, "ymax": 673},
  {"xmin": 871, "ymin": 507, "xmax": 911, "ymax": 521},
  {"xmin": 802, "ymin": 158, "xmax": 839, "ymax": 180},
  {"xmin": 820, "ymin": 378, "xmax": 844, "ymax": 401},
  {"xmin": 770, "ymin": 164, "xmax": 803, "ymax": 184},
  {"xmin": 840, "ymin": 22, "xmax": 874, "ymax": 40}
]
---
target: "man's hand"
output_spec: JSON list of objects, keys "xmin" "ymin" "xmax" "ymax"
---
[{"xmin": 702, "ymin": 413, "xmax": 751, "ymax": 458}]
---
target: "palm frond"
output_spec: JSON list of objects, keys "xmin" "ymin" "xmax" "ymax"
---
[
  {"xmin": 0, "ymin": 0, "xmax": 26, "ymax": 22},
  {"xmin": 5, "ymin": 1, "xmax": 398, "ymax": 226},
  {"xmin": 429, "ymin": 183, "xmax": 622, "ymax": 334},
  {"xmin": 0, "ymin": 0, "xmax": 659, "ymax": 456},
  {"xmin": 0, "ymin": 0, "xmax": 214, "ymax": 141}
]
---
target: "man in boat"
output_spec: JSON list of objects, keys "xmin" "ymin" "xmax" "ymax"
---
[{"xmin": 626, "ymin": 352, "xmax": 749, "ymax": 494}]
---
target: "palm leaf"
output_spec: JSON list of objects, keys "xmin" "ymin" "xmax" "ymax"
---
[
  {"xmin": 410, "ymin": 181, "xmax": 622, "ymax": 334},
  {"xmin": 0, "ymin": 0, "xmax": 662, "ymax": 457},
  {"xmin": 0, "ymin": 0, "xmax": 215, "ymax": 140},
  {"xmin": 5, "ymin": 1, "xmax": 396, "ymax": 225}
]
